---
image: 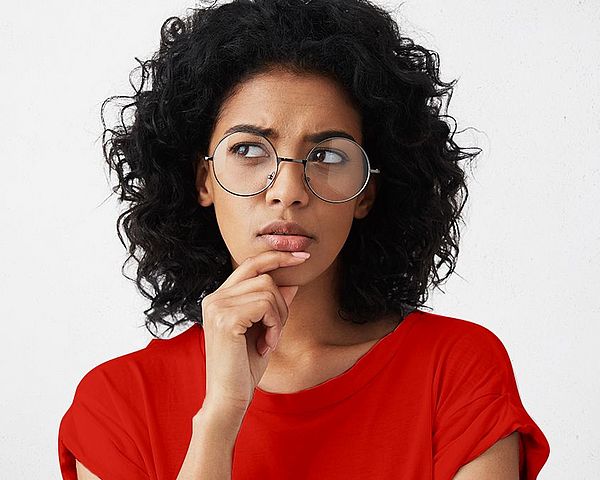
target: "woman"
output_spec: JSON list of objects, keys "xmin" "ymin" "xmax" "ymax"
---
[{"xmin": 58, "ymin": 0, "xmax": 550, "ymax": 478}]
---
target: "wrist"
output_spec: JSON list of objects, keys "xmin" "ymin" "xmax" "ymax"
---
[{"xmin": 194, "ymin": 399, "xmax": 248, "ymax": 432}]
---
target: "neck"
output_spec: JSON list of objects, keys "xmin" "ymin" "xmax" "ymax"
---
[{"xmin": 269, "ymin": 256, "xmax": 398, "ymax": 362}]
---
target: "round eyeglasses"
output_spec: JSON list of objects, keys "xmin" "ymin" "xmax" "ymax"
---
[{"xmin": 203, "ymin": 131, "xmax": 380, "ymax": 204}]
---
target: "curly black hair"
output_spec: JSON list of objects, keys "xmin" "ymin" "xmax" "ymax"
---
[{"xmin": 101, "ymin": 0, "xmax": 479, "ymax": 338}]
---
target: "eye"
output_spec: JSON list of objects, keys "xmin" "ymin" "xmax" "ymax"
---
[
  {"xmin": 230, "ymin": 143, "xmax": 269, "ymax": 158},
  {"xmin": 309, "ymin": 148, "xmax": 348, "ymax": 164}
]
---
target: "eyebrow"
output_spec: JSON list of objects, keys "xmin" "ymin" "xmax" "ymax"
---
[{"xmin": 222, "ymin": 124, "xmax": 357, "ymax": 143}]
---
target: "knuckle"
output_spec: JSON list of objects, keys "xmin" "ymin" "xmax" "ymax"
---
[
  {"xmin": 202, "ymin": 296, "xmax": 216, "ymax": 311},
  {"xmin": 201, "ymin": 292, "xmax": 218, "ymax": 309},
  {"xmin": 202, "ymin": 298, "xmax": 225, "ymax": 323},
  {"xmin": 257, "ymin": 273, "xmax": 273, "ymax": 285},
  {"xmin": 201, "ymin": 300, "xmax": 212, "ymax": 318},
  {"xmin": 264, "ymin": 297, "xmax": 278, "ymax": 314},
  {"xmin": 212, "ymin": 311, "xmax": 231, "ymax": 330},
  {"xmin": 258, "ymin": 272, "xmax": 271, "ymax": 282},
  {"xmin": 263, "ymin": 289, "xmax": 276, "ymax": 301},
  {"xmin": 262, "ymin": 289, "xmax": 277, "ymax": 306},
  {"xmin": 261, "ymin": 296, "xmax": 273, "ymax": 308}
]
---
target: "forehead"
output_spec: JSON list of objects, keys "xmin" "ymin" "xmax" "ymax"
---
[{"xmin": 211, "ymin": 69, "xmax": 362, "ymax": 146}]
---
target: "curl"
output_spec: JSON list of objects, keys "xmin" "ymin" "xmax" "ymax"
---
[{"xmin": 101, "ymin": 0, "xmax": 480, "ymax": 337}]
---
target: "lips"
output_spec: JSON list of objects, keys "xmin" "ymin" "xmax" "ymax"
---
[
  {"xmin": 259, "ymin": 234, "xmax": 314, "ymax": 252},
  {"xmin": 258, "ymin": 220, "xmax": 313, "ymax": 238}
]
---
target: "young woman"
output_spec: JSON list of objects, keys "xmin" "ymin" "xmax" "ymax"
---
[{"xmin": 58, "ymin": 1, "xmax": 550, "ymax": 478}]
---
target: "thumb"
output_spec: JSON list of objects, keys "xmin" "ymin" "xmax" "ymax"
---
[{"xmin": 279, "ymin": 285, "xmax": 299, "ymax": 307}]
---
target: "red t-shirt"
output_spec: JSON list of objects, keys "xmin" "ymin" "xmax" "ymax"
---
[{"xmin": 58, "ymin": 309, "xmax": 550, "ymax": 479}]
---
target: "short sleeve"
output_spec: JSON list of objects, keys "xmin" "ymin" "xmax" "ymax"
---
[
  {"xmin": 432, "ymin": 323, "xmax": 550, "ymax": 480},
  {"xmin": 58, "ymin": 365, "xmax": 150, "ymax": 480}
]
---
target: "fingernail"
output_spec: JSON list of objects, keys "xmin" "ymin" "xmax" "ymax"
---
[
  {"xmin": 262, "ymin": 346, "xmax": 272, "ymax": 356},
  {"xmin": 291, "ymin": 252, "xmax": 310, "ymax": 259}
]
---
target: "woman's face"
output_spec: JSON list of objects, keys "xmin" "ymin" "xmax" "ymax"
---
[{"xmin": 195, "ymin": 68, "xmax": 377, "ymax": 287}]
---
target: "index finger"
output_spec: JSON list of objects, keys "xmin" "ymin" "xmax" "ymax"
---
[{"xmin": 220, "ymin": 250, "xmax": 310, "ymax": 289}]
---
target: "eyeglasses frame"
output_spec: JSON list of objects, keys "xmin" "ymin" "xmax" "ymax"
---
[{"xmin": 202, "ymin": 131, "xmax": 380, "ymax": 204}]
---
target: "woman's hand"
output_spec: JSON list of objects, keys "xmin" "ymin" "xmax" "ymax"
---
[{"xmin": 200, "ymin": 250, "xmax": 309, "ymax": 413}]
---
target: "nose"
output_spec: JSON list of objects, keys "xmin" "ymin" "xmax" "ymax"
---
[{"xmin": 264, "ymin": 157, "xmax": 310, "ymax": 207}]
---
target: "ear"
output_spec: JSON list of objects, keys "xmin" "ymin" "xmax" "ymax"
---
[
  {"xmin": 353, "ymin": 177, "xmax": 377, "ymax": 219},
  {"xmin": 195, "ymin": 157, "xmax": 214, "ymax": 207}
]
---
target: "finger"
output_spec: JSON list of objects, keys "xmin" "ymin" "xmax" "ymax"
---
[
  {"xmin": 219, "ymin": 274, "xmax": 291, "ymax": 327},
  {"xmin": 220, "ymin": 250, "xmax": 310, "ymax": 290},
  {"xmin": 223, "ymin": 293, "xmax": 283, "ymax": 350}
]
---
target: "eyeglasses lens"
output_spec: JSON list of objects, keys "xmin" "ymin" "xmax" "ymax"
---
[{"xmin": 211, "ymin": 132, "xmax": 368, "ymax": 202}]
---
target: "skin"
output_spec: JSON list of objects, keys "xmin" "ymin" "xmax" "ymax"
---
[
  {"xmin": 75, "ymin": 67, "xmax": 519, "ymax": 479},
  {"xmin": 195, "ymin": 67, "xmax": 400, "ymax": 382},
  {"xmin": 452, "ymin": 431, "xmax": 520, "ymax": 479}
]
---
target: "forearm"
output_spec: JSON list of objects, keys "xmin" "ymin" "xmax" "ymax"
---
[{"xmin": 176, "ymin": 404, "xmax": 246, "ymax": 480}]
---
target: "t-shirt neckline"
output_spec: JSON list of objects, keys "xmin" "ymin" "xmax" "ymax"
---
[{"xmin": 247, "ymin": 309, "xmax": 422, "ymax": 414}]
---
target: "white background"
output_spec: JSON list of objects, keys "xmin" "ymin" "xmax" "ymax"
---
[{"xmin": 1, "ymin": 1, "xmax": 598, "ymax": 478}]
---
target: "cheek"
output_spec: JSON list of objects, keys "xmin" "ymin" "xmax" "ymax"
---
[
  {"xmin": 212, "ymin": 199, "xmax": 256, "ymax": 262},
  {"xmin": 311, "ymin": 205, "xmax": 355, "ymax": 260},
  {"xmin": 325, "ymin": 209, "xmax": 355, "ymax": 250}
]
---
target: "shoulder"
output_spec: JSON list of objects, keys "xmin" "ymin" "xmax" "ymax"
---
[
  {"xmin": 411, "ymin": 310, "xmax": 510, "ymax": 360},
  {"xmin": 410, "ymin": 311, "xmax": 520, "ymax": 409},
  {"xmin": 74, "ymin": 323, "xmax": 204, "ymax": 397}
]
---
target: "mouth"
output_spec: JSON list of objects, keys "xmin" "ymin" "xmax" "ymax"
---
[
  {"xmin": 258, "ymin": 234, "xmax": 314, "ymax": 252},
  {"xmin": 257, "ymin": 220, "xmax": 313, "ymax": 238}
]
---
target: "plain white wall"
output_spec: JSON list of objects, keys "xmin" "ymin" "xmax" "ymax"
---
[{"xmin": 1, "ymin": 0, "xmax": 598, "ymax": 477}]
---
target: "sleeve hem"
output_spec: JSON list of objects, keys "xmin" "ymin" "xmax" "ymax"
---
[
  {"xmin": 59, "ymin": 413, "xmax": 150, "ymax": 480},
  {"xmin": 433, "ymin": 392, "xmax": 550, "ymax": 480},
  {"xmin": 59, "ymin": 435, "xmax": 150, "ymax": 480}
]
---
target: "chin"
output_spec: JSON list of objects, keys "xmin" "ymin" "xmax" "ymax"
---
[{"xmin": 268, "ymin": 264, "xmax": 310, "ymax": 287}]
